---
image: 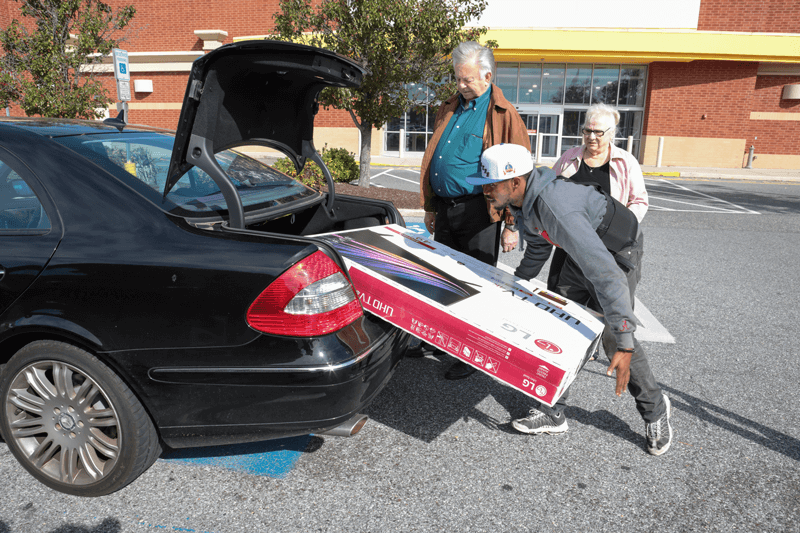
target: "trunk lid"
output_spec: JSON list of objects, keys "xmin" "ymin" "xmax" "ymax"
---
[{"xmin": 166, "ymin": 40, "xmax": 365, "ymax": 228}]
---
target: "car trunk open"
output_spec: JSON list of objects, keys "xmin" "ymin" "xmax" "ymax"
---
[{"xmin": 167, "ymin": 40, "xmax": 369, "ymax": 229}]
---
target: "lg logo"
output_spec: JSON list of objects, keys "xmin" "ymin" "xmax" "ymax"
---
[{"xmin": 534, "ymin": 339, "xmax": 562, "ymax": 354}]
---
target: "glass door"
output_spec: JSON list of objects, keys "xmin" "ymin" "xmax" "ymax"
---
[
  {"xmin": 538, "ymin": 114, "xmax": 560, "ymax": 158},
  {"xmin": 517, "ymin": 108, "xmax": 562, "ymax": 160},
  {"xmin": 384, "ymin": 108, "xmax": 435, "ymax": 155}
]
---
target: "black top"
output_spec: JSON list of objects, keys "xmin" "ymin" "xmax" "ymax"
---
[{"xmin": 570, "ymin": 158, "xmax": 611, "ymax": 195}]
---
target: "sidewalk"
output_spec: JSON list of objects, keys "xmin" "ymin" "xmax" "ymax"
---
[{"xmin": 370, "ymin": 155, "xmax": 800, "ymax": 183}]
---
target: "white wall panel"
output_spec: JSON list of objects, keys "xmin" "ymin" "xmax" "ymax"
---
[{"xmin": 469, "ymin": 0, "xmax": 701, "ymax": 30}]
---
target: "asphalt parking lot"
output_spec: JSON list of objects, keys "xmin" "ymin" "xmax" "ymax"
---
[{"xmin": 1, "ymin": 177, "xmax": 799, "ymax": 533}]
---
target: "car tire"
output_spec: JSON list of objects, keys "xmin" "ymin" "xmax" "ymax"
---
[{"xmin": 0, "ymin": 340, "xmax": 161, "ymax": 496}]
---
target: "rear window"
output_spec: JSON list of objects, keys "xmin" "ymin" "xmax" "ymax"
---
[{"xmin": 54, "ymin": 132, "xmax": 318, "ymax": 217}]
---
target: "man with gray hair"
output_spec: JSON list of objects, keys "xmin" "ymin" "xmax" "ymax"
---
[{"xmin": 417, "ymin": 41, "xmax": 529, "ymax": 380}]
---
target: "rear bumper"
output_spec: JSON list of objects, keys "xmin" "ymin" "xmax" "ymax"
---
[{"xmin": 112, "ymin": 320, "xmax": 410, "ymax": 449}]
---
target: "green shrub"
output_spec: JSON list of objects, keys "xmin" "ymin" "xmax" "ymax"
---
[
  {"xmin": 272, "ymin": 145, "xmax": 359, "ymax": 189},
  {"xmin": 323, "ymin": 147, "xmax": 359, "ymax": 184}
]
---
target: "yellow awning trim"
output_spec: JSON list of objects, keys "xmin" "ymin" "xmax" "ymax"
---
[{"xmin": 484, "ymin": 29, "xmax": 800, "ymax": 64}]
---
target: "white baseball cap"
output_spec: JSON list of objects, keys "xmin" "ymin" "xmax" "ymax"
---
[{"xmin": 466, "ymin": 143, "xmax": 533, "ymax": 185}]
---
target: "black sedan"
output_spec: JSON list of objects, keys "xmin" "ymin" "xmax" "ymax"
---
[{"xmin": 0, "ymin": 41, "xmax": 410, "ymax": 496}]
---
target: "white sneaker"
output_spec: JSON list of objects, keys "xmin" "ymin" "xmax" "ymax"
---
[{"xmin": 646, "ymin": 394, "xmax": 673, "ymax": 456}]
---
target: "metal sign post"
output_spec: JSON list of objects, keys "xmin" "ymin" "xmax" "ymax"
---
[{"xmin": 112, "ymin": 48, "xmax": 131, "ymax": 123}]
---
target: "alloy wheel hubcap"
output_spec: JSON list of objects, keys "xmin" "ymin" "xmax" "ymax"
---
[{"xmin": 4, "ymin": 360, "xmax": 121, "ymax": 486}]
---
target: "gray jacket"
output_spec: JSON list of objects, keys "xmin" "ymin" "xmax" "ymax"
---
[{"xmin": 512, "ymin": 167, "xmax": 637, "ymax": 349}]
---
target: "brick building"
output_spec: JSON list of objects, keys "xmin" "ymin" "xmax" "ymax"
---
[{"xmin": 2, "ymin": 0, "xmax": 799, "ymax": 169}]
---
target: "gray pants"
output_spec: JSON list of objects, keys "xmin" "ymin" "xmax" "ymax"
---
[{"xmin": 533, "ymin": 232, "xmax": 667, "ymax": 423}]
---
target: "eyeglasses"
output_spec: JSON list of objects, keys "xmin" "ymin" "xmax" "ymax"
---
[{"xmin": 582, "ymin": 127, "xmax": 611, "ymax": 138}]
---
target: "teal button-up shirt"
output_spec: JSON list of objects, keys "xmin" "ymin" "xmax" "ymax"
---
[{"xmin": 429, "ymin": 86, "xmax": 491, "ymax": 198}]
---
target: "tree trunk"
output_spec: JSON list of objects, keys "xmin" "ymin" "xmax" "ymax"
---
[{"xmin": 357, "ymin": 122, "xmax": 372, "ymax": 188}]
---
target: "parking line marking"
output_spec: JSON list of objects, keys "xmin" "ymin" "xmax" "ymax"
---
[
  {"xmin": 384, "ymin": 174, "xmax": 421, "ymax": 185},
  {"xmin": 670, "ymin": 179, "xmax": 761, "ymax": 214},
  {"xmin": 647, "ymin": 198, "xmax": 748, "ymax": 213},
  {"xmin": 647, "ymin": 178, "xmax": 760, "ymax": 214},
  {"xmin": 371, "ymin": 169, "xmax": 394, "ymax": 179},
  {"xmin": 634, "ymin": 298, "xmax": 675, "ymax": 344}
]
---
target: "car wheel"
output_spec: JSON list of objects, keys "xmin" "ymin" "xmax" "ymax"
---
[{"xmin": 0, "ymin": 340, "xmax": 161, "ymax": 496}]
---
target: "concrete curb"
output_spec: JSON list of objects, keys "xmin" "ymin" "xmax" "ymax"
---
[
  {"xmin": 643, "ymin": 171, "xmax": 680, "ymax": 177},
  {"xmin": 370, "ymin": 162, "xmax": 420, "ymax": 168}
]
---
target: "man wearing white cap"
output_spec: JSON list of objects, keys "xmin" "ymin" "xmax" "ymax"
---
[{"xmin": 466, "ymin": 143, "xmax": 673, "ymax": 456}]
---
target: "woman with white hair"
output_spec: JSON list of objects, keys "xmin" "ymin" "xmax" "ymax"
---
[{"xmin": 553, "ymin": 103, "xmax": 647, "ymax": 219}]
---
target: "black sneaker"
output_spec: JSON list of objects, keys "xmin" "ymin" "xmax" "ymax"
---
[
  {"xmin": 511, "ymin": 408, "xmax": 568, "ymax": 435},
  {"xmin": 646, "ymin": 394, "xmax": 673, "ymax": 456}
]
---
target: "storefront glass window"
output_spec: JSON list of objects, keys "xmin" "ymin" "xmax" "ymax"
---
[
  {"xmin": 386, "ymin": 114, "xmax": 403, "ymax": 150},
  {"xmin": 518, "ymin": 64, "xmax": 542, "ymax": 104},
  {"xmin": 561, "ymin": 110, "xmax": 586, "ymax": 155},
  {"xmin": 406, "ymin": 107, "xmax": 431, "ymax": 152},
  {"xmin": 617, "ymin": 111, "xmax": 642, "ymax": 139},
  {"xmin": 385, "ymin": 131, "xmax": 400, "ymax": 152},
  {"xmin": 619, "ymin": 67, "xmax": 646, "ymax": 106},
  {"xmin": 541, "ymin": 64, "xmax": 566, "ymax": 104},
  {"xmin": 562, "ymin": 110, "xmax": 586, "ymax": 137},
  {"xmin": 591, "ymin": 64, "xmax": 620, "ymax": 105},
  {"xmin": 496, "ymin": 62, "xmax": 519, "ymax": 103},
  {"xmin": 384, "ymin": 82, "xmax": 437, "ymax": 153},
  {"xmin": 565, "ymin": 64, "xmax": 592, "ymax": 104},
  {"xmin": 385, "ymin": 64, "xmax": 646, "ymax": 157}
]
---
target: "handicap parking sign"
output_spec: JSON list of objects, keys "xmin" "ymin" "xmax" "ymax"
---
[{"xmin": 112, "ymin": 48, "xmax": 130, "ymax": 81}]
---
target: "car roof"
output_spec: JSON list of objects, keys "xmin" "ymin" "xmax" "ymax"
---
[{"xmin": 0, "ymin": 117, "xmax": 173, "ymax": 138}]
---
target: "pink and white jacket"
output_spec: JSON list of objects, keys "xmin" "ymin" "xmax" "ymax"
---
[{"xmin": 551, "ymin": 144, "xmax": 649, "ymax": 222}]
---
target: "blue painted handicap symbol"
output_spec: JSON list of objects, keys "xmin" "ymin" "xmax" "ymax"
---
[
  {"xmin": 160, "ymin": 435, "xmax": 314, "ymax": 478},
  {"xmin": 404, "ymin": 222, "xmax": 430, "ymax": 238},
  {"xmin": 119, "ymin": 63, "xmax": 127, "ymax": 74}
]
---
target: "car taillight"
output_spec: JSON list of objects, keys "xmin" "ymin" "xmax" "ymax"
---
[{"xmin": 246, "ymin": 250, "xmax": 363, "ymax": 336}]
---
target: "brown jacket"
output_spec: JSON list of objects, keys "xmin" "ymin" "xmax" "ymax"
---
[{"xmin": 419, "ymin": 84, "xmax": 531, "ymax": 222}]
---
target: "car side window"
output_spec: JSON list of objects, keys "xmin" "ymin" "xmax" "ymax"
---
[{"xmin": 0, "ymin": 159, "xmax": 51, "ymax": 231}]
